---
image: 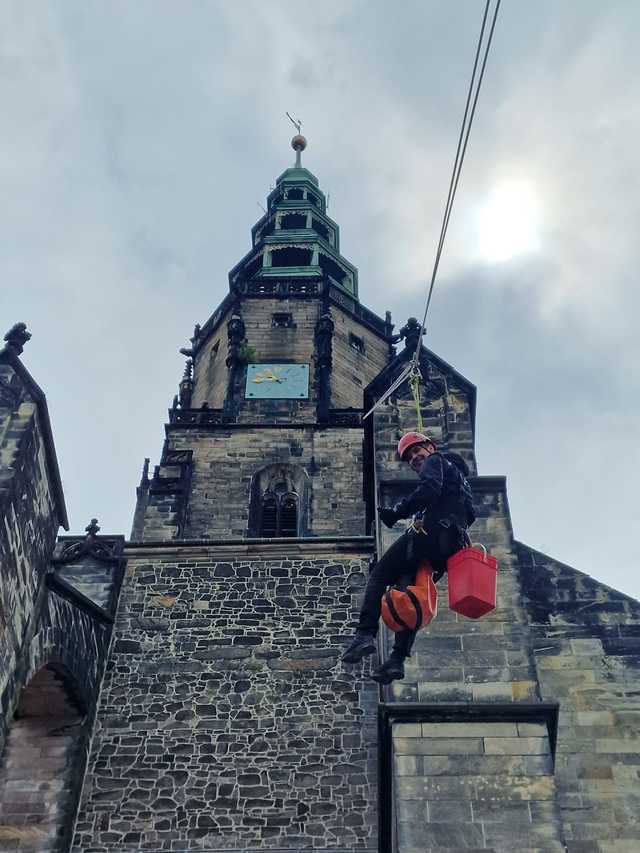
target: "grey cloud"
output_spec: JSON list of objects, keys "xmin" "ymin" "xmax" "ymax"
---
[{"xmin": 2, "ymin": 0, "xmax": 639, "ymax": 598}]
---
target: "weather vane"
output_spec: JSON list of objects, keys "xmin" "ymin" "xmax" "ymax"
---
[
  {"xmin": 286, "ymin": 112, "xmax": 302, "ymax": 134},
  {"xmin": 286, "ymin": 112, "xmax": 307, "ymax": 167}
]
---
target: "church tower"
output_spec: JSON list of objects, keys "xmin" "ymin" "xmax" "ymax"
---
[
  {"xmin": 131, "ymin": 132, "xmax": 392, "ymax": 545},
  {"xmin": 73, "ymin": 136, "xmax": 396, "ymax": 852}
]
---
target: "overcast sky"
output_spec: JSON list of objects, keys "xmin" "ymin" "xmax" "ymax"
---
[{"xmin": 3, "ymin": 1, "xmax": 640, "ymax": 600}]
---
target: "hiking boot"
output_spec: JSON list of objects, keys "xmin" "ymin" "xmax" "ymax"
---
[
  {"xmin": 371, "ymin": 656, "xmax": 405, "ymax": 685},
  {"xmin": 341, "ymin": 632, "xmax": 376, "ymax": 664}
]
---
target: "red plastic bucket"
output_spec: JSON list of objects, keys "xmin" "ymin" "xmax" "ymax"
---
[{"xmin": 447, "ymin": 546, "xmax": 497, "ymax": 619}]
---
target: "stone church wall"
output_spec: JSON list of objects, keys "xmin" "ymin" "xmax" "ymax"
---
[
  {"xmin": 192, "ymin": 326, "xmax": 228, "ymax": 411},
  {"xmin": 371, "ymin": 363, "xmax": 640, "ymax": 851},
  {"xmin": 73, "ymin": 542, "xmax": 378, "ymax": 853},
  {"xmin": 138, "ymin": 426, "xmax": 367, "ymax": 541},
  {"xmin": 0, "ymin": 392, "xmax": 60, "ymax": 751},
  {"xmin": 0, "ymin": 347, "xmax": 124, "ymax": 851},
  {"xmin": 190, "ymin": 293, "xmax": 391, "ymax": 417},
  {"xmin": 330, "ymin": 310, "xmax": 389, "ymax": 410},
  {"xmin": 518, "ymin": 543, "xmax": 640, "ymax": 852}
]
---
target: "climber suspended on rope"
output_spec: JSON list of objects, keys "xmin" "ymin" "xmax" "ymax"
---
[
  {"xmin": 339, "ymin": 0, "xmax": 503, "ymax": 683},
  {"xmin": 342, "ymin": 431, "xmax": 476, "ymax": 684}
]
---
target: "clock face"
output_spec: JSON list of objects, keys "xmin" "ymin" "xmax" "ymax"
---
[{"xmin": 245, "ymin": 363, "xmax": 310, "ymax": 399}]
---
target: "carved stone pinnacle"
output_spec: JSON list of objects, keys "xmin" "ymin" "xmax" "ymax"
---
[
  {"xmin": 85, "ymin": 518, "xmax": 100, "ymax": 539},
  {"xmin": 3, "ymin": 323, "xmax": 32, "ymax": 356}
]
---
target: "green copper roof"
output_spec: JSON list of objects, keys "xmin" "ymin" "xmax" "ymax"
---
[
  {"xmin": 275, "ymin": 167, "xmax": 319, "ymax": 187},
  {"xmin": 229, "ymin": 146, "xmax": 359, "ymax": 300}
]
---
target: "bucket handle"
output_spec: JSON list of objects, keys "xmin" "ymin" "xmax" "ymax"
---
[{"xmin": 469, "ymin": 543, "xmax": 488, "ymax": 559}]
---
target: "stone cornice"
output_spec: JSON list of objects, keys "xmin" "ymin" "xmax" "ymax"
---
[{"xmin": 124, "ymin": 535, "xmax": 375, "ymax": 560}]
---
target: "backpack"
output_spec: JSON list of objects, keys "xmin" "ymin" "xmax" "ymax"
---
[{"xmin": 440, "ymin": 451, "xmax": 476, "ymax": 527}]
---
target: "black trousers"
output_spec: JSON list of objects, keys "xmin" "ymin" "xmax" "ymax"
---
[{"xmin": 357, "ymin": 522, "xmax": 465, "ymax": 659}]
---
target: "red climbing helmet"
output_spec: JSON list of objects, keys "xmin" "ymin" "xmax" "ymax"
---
[{"xmin": 397, "ymin": 431, "xmax": 436, "ymax": 461}]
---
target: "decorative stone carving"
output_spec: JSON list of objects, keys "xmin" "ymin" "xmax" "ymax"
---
[
  {"xmin": 54, "ymin": 519, "xmax": 121, "ymax": 565},
  {"xmin": 139, "ymin": 458, "xmax": 150, "ymax": 487},
  {"xmin": 2, "ymin": 322, "xmax": 31, "ymax": 356},
  {"xmin": 178, "ymin": 360, "xmax": 194, "ymax": 409},
  {"xmin": 315, "ymin": 313, "xmax": 334, "ymax": 368},
  {"xmin": 226, "ymin": 314, "xmax": 246, "ymax": 368},
  {"xmin": 179, "ymin": 323, "xmax": 201, "ymax": 358},
  {"xmin": 315, "ymin": 312, "xmax": 334, "ymax": 423}
]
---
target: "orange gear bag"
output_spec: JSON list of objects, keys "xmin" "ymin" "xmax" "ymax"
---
[{"xmin": 381, "ymin": 561, "xmax": 438, "ymax": 633}]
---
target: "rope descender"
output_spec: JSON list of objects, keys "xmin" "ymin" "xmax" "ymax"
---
[{"xmin": 408, "ymin": 366, "xmax": 424, "ymax": 433}]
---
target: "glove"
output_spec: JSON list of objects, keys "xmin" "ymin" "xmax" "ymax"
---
[{"xmin": 378, "ymin": 506, "xmax": 399, "ymax": 528}]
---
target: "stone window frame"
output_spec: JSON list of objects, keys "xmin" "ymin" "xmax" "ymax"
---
[
  {"xmin": 248, "ymin": 463, "xmax": 310, "ymax": 538},
  {"xmin": 349, "ymin": 332, "xmax": 366, "ymax": 355},
  {"xmin": 272, "ymin": 312, "xmax": 295, "ymax": 329}
]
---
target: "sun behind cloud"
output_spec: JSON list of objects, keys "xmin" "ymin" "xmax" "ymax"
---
[{"xmin": 475, "ymin": 180, "xmax": 541, "ymax": 263}]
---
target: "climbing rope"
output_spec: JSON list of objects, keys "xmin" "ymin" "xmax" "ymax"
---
[{"xmin": 364, "ymin": 0, "xmax": 502, "ymax": 423}]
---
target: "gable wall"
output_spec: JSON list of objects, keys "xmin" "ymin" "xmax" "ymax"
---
[
  {"xmin": 0, "ymin": 378, "xmax": 60, "ymax": 750},
  {"xmin": 518, "ymin": 543, "xmax": 640, "ymax": 852}
]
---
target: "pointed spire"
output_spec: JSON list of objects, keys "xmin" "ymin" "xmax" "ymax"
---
[{"xmin": 139, "ymin": 458, "xmax": 150, "ymax": 488}]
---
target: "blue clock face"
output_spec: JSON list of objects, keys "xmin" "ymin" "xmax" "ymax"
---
[{"xmin": 245, "ymin": 363, "xmax": 310, "ymax": 399}]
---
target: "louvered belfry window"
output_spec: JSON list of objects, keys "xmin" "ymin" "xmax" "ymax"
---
[
  {"xmin": 259, "ymin": 491, "xmax": 298, "ymax": 538},
  {"xmin": 260, "ymin": 494, "xmax": 278, "ymax": 538},
  {"xmin": 279, "ymin": 494, "xmax": 298, "ymax": 537}
]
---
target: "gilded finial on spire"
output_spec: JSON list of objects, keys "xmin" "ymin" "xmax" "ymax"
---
[{"xmin": 286, "ymin": 112, "xmax": 307, "ymax": 168}]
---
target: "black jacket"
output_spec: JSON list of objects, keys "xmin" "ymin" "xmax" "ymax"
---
[{"xmin": 394, "ymin": 451, "xmax": 475, "ymax": 528}]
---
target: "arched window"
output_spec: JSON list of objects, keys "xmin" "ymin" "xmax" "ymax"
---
[
  {"xmin": 250, "ymin": 465, "xmax": 309, "ymax": 538},
  {"xmin": 259, "ymin": 490, "xmax": 299, "ymax": 538}
]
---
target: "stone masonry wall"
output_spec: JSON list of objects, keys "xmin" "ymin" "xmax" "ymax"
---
[
  {"xmin": 330, "ymin": 310, "xmax": 389, "ymax": 410},
  {"xmin": 73, "ymin": 543, "xmax": 379, "ymax": 852},
  {"xmin": 372, "ymin": 366, "xmax": 640, "ymax": 850},
  {"xmin": 372, "ymin": 373, "xmax": 556, "ymax": 851},
  {"xmin": 193, "ymin": 327, "xmax": 228, "ymax": 411},
  {"xmin": 240, "ymin": 298, "xmax": 317, "ymax": 412},
  {"xmin": 191, "ymin": 296, "xmax": 390, "ymax": 416},
  {"xmin": 518, "ymin": 544, "xmax": 640, "ymax": 853},
  {"xmin": 0, "ymin": 550, "xmax": 121, "ymax": 851},
  {"xmin": 394, "ymin": 720, "xmax": 563, "ymax": 852},
  {"xmin": 139, "ymin": 426, "xmax": 366, "ymax": 541},
  {"xmin": 0, "ymin": 666, "xmax": 85, "ymax": 853},
  {"xmin": 0, "ymin": 396, "xmax": 61, "ymax": 751}
]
